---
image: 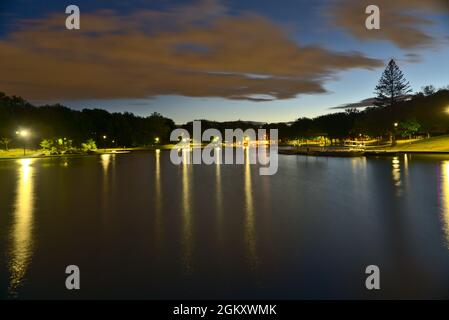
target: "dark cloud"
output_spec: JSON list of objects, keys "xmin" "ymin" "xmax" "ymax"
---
[
  {"xmin": 330, "ymin": 97, "xmax": 377, "ymax": 109},
  {"xmin": 0, "ymin": 0, "xmax": 382, "ymax": 102},
  {"xmin": 328, "ymin": 0, "xmax": 448, "ymax": 49},
  {"xmin": 332, "ymin": 94, "xmax": 415, "ymax": 110}
]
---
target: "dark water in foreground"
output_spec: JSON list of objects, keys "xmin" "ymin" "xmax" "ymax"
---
[{"xmin": 1, "ymin": 149, "xmax": 449, "ymax": 299}]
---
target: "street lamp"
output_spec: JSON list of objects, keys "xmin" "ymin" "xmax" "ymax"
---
[
  {"xmin": 391, "ymin": 122, "xmax": 399, "ymax": 146},
  {"xmin": 154, "ymin": 137, "xmax": 160, "ymax": 144},
  {"xmin": 16, "ymin": 129, "xmax": 30, "ymax": 156}
]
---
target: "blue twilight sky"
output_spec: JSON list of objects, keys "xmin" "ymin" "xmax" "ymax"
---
[{"xmin": 0, "ymin": 0, "xmax": 448, "ymax": 124}]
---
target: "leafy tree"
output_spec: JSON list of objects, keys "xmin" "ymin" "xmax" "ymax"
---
[
  {"xmin": 40, "ymin": 138, "xmax": 74, "ymax": 154},
  {"xmin": 399, "ymin": 119, "xmax": 421, "ymax": 139},
  {"xmin": 375, "ymin": 59, "xmax": 412, "ymax": 108},
  {"xmin": 81, "ymin": 139, "xmax": 97, "ymax": 152},
  {"xmin": 40, "ymin": 139, "xmax": 57, "ymax": 154},
  {"xmin": 0, "ymin": 137, "xmax": 11, "ymax": 151},
  {"xmin": 57, "ymin": 138, "xmax": 74, "ymax": 153}
]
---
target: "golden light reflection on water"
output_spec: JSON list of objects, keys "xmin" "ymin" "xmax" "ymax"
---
[
  {"xmin": 440, "ymin": 161, "xmax": 449, "ymax": 248},
  {"xmin": 244, "ymin": 148, "xmax": 258, "ymax": 272},
  {"xmin": 182, "ymin": 148, "xmax": 193, "ymax": 274},
  {"xmin": 101, "ymin": 153, "xmax": 111, "ymax": 172},
  {"xmin": 8, "ymin": 159, "xmax": 35, "ymax": 296}
]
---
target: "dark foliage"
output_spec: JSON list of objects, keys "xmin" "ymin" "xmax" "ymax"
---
[
  {"xmin": 286, "ymin": 89, "xmax": 449, "ymax": 140},
  {"xmin": 0, "ymin": 92, "xmax": 175, "ymax": 148},
  {"xmin": 1, "ymin": 88, "xmax": 449, "ymax": 147}
]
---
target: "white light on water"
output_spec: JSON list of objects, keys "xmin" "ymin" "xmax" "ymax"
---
[{"xmin": 440, "ymin": 161, "xmax": 449, "ymax": 248}]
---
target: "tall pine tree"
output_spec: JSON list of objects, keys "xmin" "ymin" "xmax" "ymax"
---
[{"xmin": 374, "ymin": 59, "xmax": 412, "ymax": 107}]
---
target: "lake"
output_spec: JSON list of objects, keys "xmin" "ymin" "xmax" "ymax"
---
[{"xmin": 1, "ymin": 148, "xmax": 449, "ymax": 299}]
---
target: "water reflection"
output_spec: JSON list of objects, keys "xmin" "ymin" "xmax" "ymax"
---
[
  {"xmin": 215, "ymin": 149, "xmax": 224, "ymax": 245},
  {"xmin": 440, "ymin": 161, "xmax": 449, "ymax": 248},
  {"xmin": 101, "ymin": 154, "xmax": 114, "ymax": 211},
  {"xmin": 244, "ymin": 148, "xmax": 258, "ymax": 272},
  {"xmin": 350, "ymin": 157, "xmax": 366, "ymax": 172},
  {"xmin": 182, "ymin": 148, "xmax": 193, "ymax": 274},
  {"xmin": 8, "ymin": 159, "xmax": 35, "ymax": 296},
  {"xmin": 155, "ymin": 149, "xmax": 163, "ymax": 245},
  {"xmin": 391, "ymin": 156, "xmax": 402, "ymax": 196},
  {"xmin": 101, "ymin": 154, "xmax": 111, "ymax": 172}
]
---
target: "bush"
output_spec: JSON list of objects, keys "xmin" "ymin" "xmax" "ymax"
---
[{"xmin": 81, "ymin": 139, "xmax": 97, "ymax": 152}]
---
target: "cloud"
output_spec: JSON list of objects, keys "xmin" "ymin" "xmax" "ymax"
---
[
  {"xmin": 330, "ymin": 97, "xmax": 377, "ymax": 109},
  {"xmin": 402, "ymin": 53, "xmax": 422, "ymax": 64},
  {"xmin": 328, "ymin": 0, "xmax": 449, "ymax": 49},
  {"xmin": 0, "ymin": 0, "xmax": 382, "ymax": 102},
  {"xmin": 331, "ymin": 94, "xmax": 415, "ymax": 110}
]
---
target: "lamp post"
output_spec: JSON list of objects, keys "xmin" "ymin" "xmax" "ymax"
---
[
  {"xmin": 392, "ymin": 122, "xmax": 399, "ymax": 146},
  {"xmin": 16, "ymin": 129, "xmax": 29, "ymax": 156}
]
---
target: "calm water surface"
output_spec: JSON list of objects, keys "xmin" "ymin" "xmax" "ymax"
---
[{"xmin": 1, "ymin": 149, "xmax": 449, "ymax": 299}]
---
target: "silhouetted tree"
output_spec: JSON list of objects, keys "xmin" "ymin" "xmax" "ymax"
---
[
  {"xmin": 375, "ymin": 59, "xmax": 412, "ymax": 108},
  {"xmin": 0, "ymin": 92, "xmax": 175, "ymax": 149},
  {"xmin": 422, "ymin": 85, "xmax": 436, "ymax": 96}
]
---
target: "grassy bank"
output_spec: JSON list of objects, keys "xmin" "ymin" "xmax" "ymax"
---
[
  {"xmin": 0, "ymin": 149, "xmax": 43, "ymax": 159},
  {"xmin": 280, "ymin": 135, "xmax": 449, "ymax": 157},
  {"xmin": 370, "ymin": 135, "xmax": 449, "ymax": 152}
]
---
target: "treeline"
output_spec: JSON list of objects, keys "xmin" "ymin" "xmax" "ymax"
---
[
  {"xmin": 1, "ymin": 87, "xmax": 449, "ymax": 149},
  {"xmin": 273, "ymin": 88, "xmax": 449, "ymax": 141},
  {"xmin": 0, "ymin": 92, "xmax": 175, "ymax": 149},
  {"xmin": 183, "ymin": 88, "xmax": 449, "ymax": 142}
]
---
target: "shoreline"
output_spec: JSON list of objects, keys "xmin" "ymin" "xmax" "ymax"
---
[
  {"xmin": 0, "ymin": 145, "xmax": 174, "ymax": 161},
  {"xmin": 3, "ymin": 145, "xmax": 449, "ymax": 161},
  {"xmin": 278, "ymin": 148, "xmax": 449, "ymax": 157}
]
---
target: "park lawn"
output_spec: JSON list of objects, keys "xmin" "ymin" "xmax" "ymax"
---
[
  {"xmin": 0, "ymin": 148, "xmax": 43, "ymax": 159},
  {"xmin": 384, "ymin": 135, "xmax": 449, "ymax": 152}
]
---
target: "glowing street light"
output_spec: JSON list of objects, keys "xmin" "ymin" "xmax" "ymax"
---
[
  {"xmin": 16, "ymin": 130, "xmax": 29, "ymax": 137},
  {"xmin": 154, "ymin": 137, "xmax": 160, "ymax": 144},
  {"xmin": 16, "ymin": 129, "xmax": 30, "ymax": 156},
  {"xmin": 394, "ymin": 122, "xmax": 399, "ymax": 127}
]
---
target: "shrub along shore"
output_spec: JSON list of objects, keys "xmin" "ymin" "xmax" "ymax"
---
[{"xmin": 0, "ymin": 145, "xmax": 175, "ymax": 160}]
